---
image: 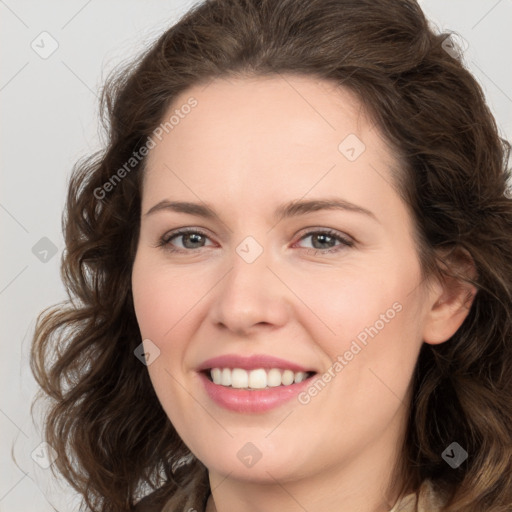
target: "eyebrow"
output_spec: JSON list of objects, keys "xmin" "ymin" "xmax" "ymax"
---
[{"xmin": 144, "ymin": 197, "xmax": 378, "ymax": 223}]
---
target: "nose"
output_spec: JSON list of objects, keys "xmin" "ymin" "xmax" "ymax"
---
[{"xmin": 208, "ymin": 242, "xmax": 292, "ymax": 337}]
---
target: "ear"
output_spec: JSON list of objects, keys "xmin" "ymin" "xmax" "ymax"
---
[{"xmin": 422, "ymin": 247, "xmax": 478, "ymax": 345}]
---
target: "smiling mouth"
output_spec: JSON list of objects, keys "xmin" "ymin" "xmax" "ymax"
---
[{"xmin": 203, "ymin": 367, "xmax": 317, "ymax": 390}]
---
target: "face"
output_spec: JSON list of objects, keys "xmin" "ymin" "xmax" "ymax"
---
[{"xmin": 131, "ymin": 75, "xmax": 434, "ymax": 485}]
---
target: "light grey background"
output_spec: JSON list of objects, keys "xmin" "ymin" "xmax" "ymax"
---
[{"xmin": 1, "ymin": 1, "xmax": 511, "ymax": 510}]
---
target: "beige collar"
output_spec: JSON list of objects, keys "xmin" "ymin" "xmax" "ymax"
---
[
  {"xmin": 204, "ymin": 479, "xmax": 445, "ymax": 512},
  {"xmin": 389, "ymin": 479, "xmax": 446, "ymax": 512}
]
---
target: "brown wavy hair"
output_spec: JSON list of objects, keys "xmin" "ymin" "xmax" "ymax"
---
[{"xmin": 30, "ymin": 0, "xmax": 512, "ymax": 510}]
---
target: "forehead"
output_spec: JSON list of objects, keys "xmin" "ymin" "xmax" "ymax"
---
[
  {"xmin": 147, "ymin": 74, "xmax": 373, "ymax": 159},
  {"xmin": 142, "ymin": 75, "xmax": 401, "ymax": 216}
]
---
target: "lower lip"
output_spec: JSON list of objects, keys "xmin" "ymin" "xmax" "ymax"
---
[{"xmin": 198, "ymin": 372, "xmax": 315, "ymax": 413}]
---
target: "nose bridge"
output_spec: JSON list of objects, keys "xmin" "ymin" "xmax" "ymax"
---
[{"xmin": 209, "ymin": 234, "xmax": 291, "ymax": 333}]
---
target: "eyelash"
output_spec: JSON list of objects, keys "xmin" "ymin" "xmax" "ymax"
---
[{"xmin": 155, "ymin": 227, "xmax": 355, "ymax": 254}]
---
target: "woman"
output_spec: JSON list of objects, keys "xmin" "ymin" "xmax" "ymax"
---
[{"xmin": 31, "ymin": 0, "xmax": 512, "ymax": 511}]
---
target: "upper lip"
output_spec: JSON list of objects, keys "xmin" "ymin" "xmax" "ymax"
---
[{"xmin": 197, "ymin": 354, "xmax": 316, "ymax": 373}]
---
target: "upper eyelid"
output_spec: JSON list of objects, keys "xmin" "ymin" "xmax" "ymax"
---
[{"xmin": 162, "ymin": 227, "xmax": 350, "ymax": 239}]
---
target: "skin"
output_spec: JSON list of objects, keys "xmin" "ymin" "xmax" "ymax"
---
[{"xmin": 131, "ymin": 75, "xmax": 476, "ymax": 512}]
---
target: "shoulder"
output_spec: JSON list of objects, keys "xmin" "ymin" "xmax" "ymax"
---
[{"xmin": 389, "ymin": 479, "xmax": 448, "ymax": 512}]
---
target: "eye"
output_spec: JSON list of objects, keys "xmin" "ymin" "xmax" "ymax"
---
[
  {"xmin": 155, "ymin": 227, "xmax": 354, "ymax": 254},
  {"xmin": 156, "ymin": 228, "xmax": 215, "ymax": 253},
  {"xmin": 294, "ymin": 229, "xmax": 354, "ymax": 253}
]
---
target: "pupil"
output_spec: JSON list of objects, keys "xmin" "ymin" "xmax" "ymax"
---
[
  {"xmin": 184, "ymin": 233, "xmax": 203, "ymax": 248},
  {"xmin": 313, "ymin": 233, "xmax": 334, "ymax": 249}
]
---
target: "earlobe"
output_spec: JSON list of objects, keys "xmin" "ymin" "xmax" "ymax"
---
[{"xmin": 422, "ymin": 247, "xmax": 478, "ymax": 346}]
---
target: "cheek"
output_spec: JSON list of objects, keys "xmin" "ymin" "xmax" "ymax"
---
[
  {"xmin": 131, "ymin": 256, "xmax": 217, "ymax": 416},
  {"xmin": 296, "ymin": 253, "xmax": 423, "ymax": 405},
  {"xmin": 300, "ymin": 280, "xmax": 421, "ymax": 451},
  {"xmin": 131, "ymin": 258, "xmax": 207, "ymax": 344},
  {"xmin": 286, "ymin": 261, "xmax": 415, "ymax": 354},
  {"xmin": 131, "ymin": 259, "xmax": 204, "ymax": 431},
  {"xmin": 131, "ymin": 262, "xmax": 190, "ymax": 405}
]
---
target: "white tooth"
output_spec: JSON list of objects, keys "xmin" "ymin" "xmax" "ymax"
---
[
  {"xmin": 211, "ymin": 368, "xmax": 222, "ymax": 384},
  {"xmin": 267, "ymin": 368, "xmax": 282, "ymax": 387},
  {"xmin": 281, "ymin": 369, "xmax": 294, "ymax": 386},
  {"xmin": 231, "ymin": 368, "xmax": 249, "ymax": 388},
  {"xmin": 248, "ymin": 368, "xmax": 267, "ymax": 389},
  {"xmin": 294, "ymin": 371, "xmax": 306, "ymax": 383},
  {"xmin": 214, "ymin": 367, "xmax": 308, "ymax": 388},
  {"xmin": 221, "ymin": 368, "xmax": 232, "ymax": 386}
]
